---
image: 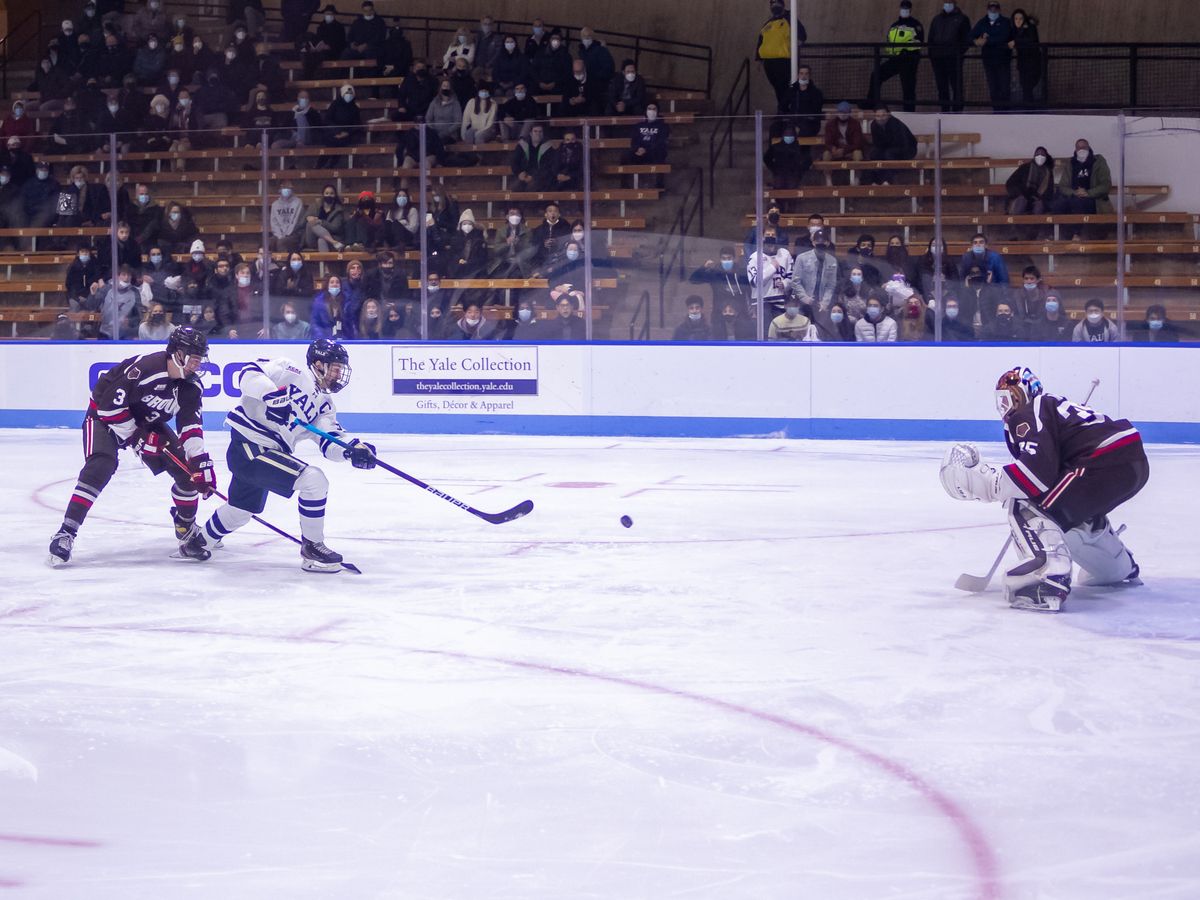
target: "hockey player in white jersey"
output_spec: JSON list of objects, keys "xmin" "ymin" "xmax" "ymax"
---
[{"xmin": 179, "ymin": 339, "xmax": 377, "ymax": 572}]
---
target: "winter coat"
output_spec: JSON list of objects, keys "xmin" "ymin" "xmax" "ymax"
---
[
  {"xmin": 461, "ymin": 97, "xmax": 498, "ymax": 139},
  {"xmin": 928, "ymin": 7, "xmax": 971, "ymax": 57},
  {"xmin": 1027, "ymin": 315, "xmax": 1072, "ymax": 343},
  {"xmin": 958, "ymin": 249, "xmax": 1009, "ymax": 285},
  {"xmin": 1006, "ymin": 159, "xmax": 1056, "ymax": 202},
  {"xmin": 309, "ymin": 291, "xmax": 346, "ymax": 340},
  {"xmin": 673, "ymin": 316, "xmax": 712, "ymax": 341},
  {"xmin": 969, "ymin": 14, "xmax": 1014, "ymax": 63},
  {"xmin": 1059, "ymin": 152, "xmax": 1113, "ymax": 214},
  {"xmin": 425, "ymin": 94, "xmax": 463, "ymax": 142},
  {"xmin": 855, "ymin": 314, "xmax": 898, "ymax": 342}
]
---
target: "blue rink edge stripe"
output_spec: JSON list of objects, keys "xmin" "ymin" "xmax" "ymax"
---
[{"xmin": 6, "ymin": 409, "xmax": 1199, "ymax": 444}]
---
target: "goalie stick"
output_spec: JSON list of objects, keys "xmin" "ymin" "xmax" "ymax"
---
[
  {"xmin": 161, "ymin": 446, "xmax": 363, "ymax": 574},
  {"xmin": 954, "ymin": 377, "xmax": 1100, "ymax": 593},
  {"xmin": 293, "ymin": 420, "xmax": 535, "ymax": 525}
]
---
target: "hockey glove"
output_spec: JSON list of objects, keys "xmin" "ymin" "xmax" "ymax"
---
[
  {"xmin": 343, "ymin": 438, "xmax": 377, "ymax": 470},
  {"xmin": 262, "ymin": 388, "xmax": 292, "ymax": 426},
  {"xmin": 133, "ymin": 427, "xmax": 165, "ymax": 461},
  {"xmin": 188, "ymin": 452, "xmax": 217, "ymax": 497}
]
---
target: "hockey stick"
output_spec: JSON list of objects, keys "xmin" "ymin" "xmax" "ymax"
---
[
  {"xmin": 161, "ymin": 446, "xmax": 362, "ymax": 574},
  {"xmin": 293, "ymin": 419, "xmax": 535, "ymax": 525},
  {"xmin": 954, "ymin": 377, "xmax": 1100, "ymax": 593}
]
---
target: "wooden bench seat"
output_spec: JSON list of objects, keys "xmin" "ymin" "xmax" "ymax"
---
[{"xmin": 765, "ymin": 184, "xmax": 1169, "ymax": 214}]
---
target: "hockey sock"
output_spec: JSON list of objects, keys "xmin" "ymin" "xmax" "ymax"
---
[
  {"xmin": 295, "ymin": 466, "xmax": 329, "ymax": 544},
  {"xmin": 171, "ymin": 485, "xmax": 199, "ymax": 525},
  {"xmin": 62, "ymin": 481, "xmax": 102, "ymax": 534},
  {"xmin": 203, "ymin": 503, "xmax": 253, "ymax": 544}
]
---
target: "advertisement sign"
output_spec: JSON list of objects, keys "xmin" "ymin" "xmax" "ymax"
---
[{"xmin": 391, "ymin": 346, "xmax": 539, "ymax": 413}]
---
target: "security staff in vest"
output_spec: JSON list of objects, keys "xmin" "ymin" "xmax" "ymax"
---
[
  {"xmin": 867, "ymin": 0, "xmax": 924, "ymax": 113},
  {"xmin": 756, "ymin": 1, "xmax": 805, "ymax": 114}
]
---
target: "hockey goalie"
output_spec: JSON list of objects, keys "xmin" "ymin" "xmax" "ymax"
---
[{"xmin": 940, "ymin": 367, "xmax": 1149, "ymax": 612}]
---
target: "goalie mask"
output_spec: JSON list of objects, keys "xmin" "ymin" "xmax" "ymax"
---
[
  {"xmin": 995, "ymin": 366, "xmax": 1043, "ymax": 419},
  {"xmin": 307, "ymin": 338, "xmax": 352, "ymax": 393}
]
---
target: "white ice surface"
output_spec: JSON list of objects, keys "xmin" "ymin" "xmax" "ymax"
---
[{"xmin": 2, "ymin": 429, "xmax": 1199, "ymax": 899}]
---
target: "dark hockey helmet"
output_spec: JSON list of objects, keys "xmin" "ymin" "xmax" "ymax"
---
[
  {"xmin": 166, "ymin": 325, "xmax": 208, "ymax": 375},
  {"xmin": 995, "ymin": 366, "xmax": 1043, "ymax": 419},
  {"xmin": 307, "ymin": 338, "xmax": 352, "ymax": 393}
]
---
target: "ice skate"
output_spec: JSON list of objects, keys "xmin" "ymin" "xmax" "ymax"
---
[
  {"xmin": 301, "ymin": 538, "xmax": 344, "ymax": 573},
  {"xmin": 173, "ymin": 529, "xmax": 211, "ymax": 562},
  {"xmin": 1007, "ymin": 573, "xmax": 1071, "ymax": 613},
  {"xmin": 47, "ymin": 528, "xmax": 74, "ymax": 567}
]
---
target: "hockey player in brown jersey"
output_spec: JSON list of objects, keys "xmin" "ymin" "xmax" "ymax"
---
[
  {"xmin": 47, "ymin": 326, "xmax": 218, "ymax": 566},
  {"xmin": 940, "ymin": 366, "xmax": 1149, "ymax": 612}
]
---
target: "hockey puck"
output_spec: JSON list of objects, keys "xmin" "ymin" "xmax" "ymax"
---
[{"xmin": 620, "ymin": 515, "xmax": 633, "ymax": 528}]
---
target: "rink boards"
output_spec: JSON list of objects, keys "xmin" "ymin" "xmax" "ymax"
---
[{"xmin": 3, "ymin": 342, "xmax": 1199, "ymax": 443}]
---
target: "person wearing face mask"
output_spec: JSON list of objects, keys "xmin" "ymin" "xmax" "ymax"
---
[
  {"xmin": 553, "ymin": 131, "xmax": 585, "ymax": 190},
  {"xmin": 220, "ymin": 39, "xmax": 254, "ymax": 89},
  {"xmin": 91, "ymin": 265, "xmax": 154, "ymax": 339},
  {"xmin": 138, "ymin": 302, "xmax": 174, "ymax": 340},
  {"xmin": 756, "ymin": 1, "xmax": 804, "ymax": 114},
  {"xmin": 672, "ymin": 295, "xmax": 712, "ymax": 341},
  {"xmin": 0, "ymin": 163, "xmax": 24, "ymax": 249},
  {"xmin": 916, "ymin": 238, "xmax": 959, "ymax": 299},
  {"xmin": 928, "ymin": 1, "xmax": 972, "ymax": 112},
  {"xmin": 1026, "ymin": 291, "xmax": 1070, "ymax": 343},
  {"xmin": 884, "ymin": 235, "xmax": 920, "ymax": 287},
  {"xmin": 383, "ymin": 188, "xmax": 419, "ymax": 249},
  {"xmin": 1009, "ymin": 9, "xmax": 1042, "ymax": 110},
  {"xmin": 158, "ymin": 203, "xmax": 199, "ymax": 255},
  {"xmin": 65, "ymin": 242, "xmax": 102, "ymax": 311},
  {"xmin": 461, "ymin": 81, "xmax": 499, "ymax": 146},
  {"xmin": 524, "ymin": 18, "xmax": 548, "ymax": 60},
  {"xmin": 792, "ymin": 228, "xmax": 839, "ymax": 313},
  {"xmin": 847, "ymin": 234, "xmax": 885, "ymax": 286},
  {"xmin": 446, "ymin": 55, "xmax": 478, "ymax": 109},
  {"xmin": 133, "ymin": 35, "xmax": 167, "ymax": 85},
  {"xmin": 545, "ymin": 289, "xmax": 586, "ymax": 341},
  {"xmin": 1005, "ymin": 146, "xmax": 1056, "ymax": 239},
  {"xmin": 192, "ymin": 67, "xmax": 240, "ymax": 132},
  {"xmin": 690, "ymin": 247, "xmax": 751, "ymax": 310},
  {"xmin": 250, "ymin": 42, "xmax": 286, "ymax": 102},
  {"xmin": 622, "ymin": 103, "xmax": 670, "ymax": 168},
  {"xmin": 425, "ymin": 78, "xmax": 464, "ymax": 144},
  {"xmin": 835, "ymin": 266, "xmax": 875, "ymax": 323},
  {"xmin": 747, "ymin": 237, "xmax": 794, "ymax": 321},
  {"xmin": 345, "ymin": 190, "xmax": 383, "ymax": 250},
  {"xmin": 300, "ymin": 6, "xmax": 347, "ymax": 79},
  {"xmin": 0, "ymin": 101, "xmax": 34, "ymax": 142},
  {"xmin": 981, "ymin": 300, "xmax": 1024, "ymax": 343},
  {"xmin": 607, "ymin": 60, "xmax": 648, "ymax": 117},
  {"xmin": 135, "ymin": 95, "xmax": 173, "ymax": 157},
  {"xmin": 1011, "ymin": 265, "xmax": 1048, "ymax": 320},
  {"xmin": 868, "ymin": 1, "xmax": 924, "ymax": 113},
  {"xmin": 499, "ymin": 82, "xmax": 538, "ymax": 141},
  {"xmin": 854, "ymin": 297, "xmax": 897, "ymax": 342},
  {"xmin": 375, "ymin": 16, "xmax": 413, "ymax": 81},
  {"xmin": 511, "ymin": 124, "xmax": 558, "ymax": 193},
  {"xmin": 319, "ymin": 84, "xmax": 362, "ymax": 168},
  {"xmin": 131, "ymin": 0, "xmax": 168, "ymax": 45},
  {"xmin": 20, "ymin": 161, "xmax": 60, "ymax": 247},
  {"xmin": 763, "ymin": 123, "xmax": 809, "ymax": 190},
  {"xmin": 363, "ymin": 250, "xmax": 409, "ymax": 302},
  {"xmin": 816, "ymin": 301, "xmax": 855, "ymax": 343},
  {"xmin": 142, "ymin": 244, "xmax": 181, "ymax": 310},
  {"xmin": 442, "ymin": 26, "xmax": 476, "ymax": 70},
  {"xmin": 1072, "ymin": 298, "xmax": 1119, "ymax": 343},
  {"xmin": 96, "ymin": 33, "xmax": 134, "ymax": 88},
  {"xmin": 303, "ymin": 184, "xmax": 346, "ymax": 251},
  {"xmin": 270, "ymin": 183, "xmax": 306, "ymax": 252},
  {"xmin": 472, "ymin": 16, "xmax": 502, "ymax": 73},
  {"xmin": 29, "ymin": 57, "xmax": 72, "ymax": 111},
  {"xmin": 532, "ymin": 30, "xmax": 572, "ymax": 95},
  {"xmin": 488, "ymin": 206, "xmax": 537, "ymax": 278},
  {"xmin": 50, "ymin": 165, "xmax": 89, "ymax": 239},
  {"xmin": 969, "ymin": 1, "xmax": 1014, "ymax": 111},
  {"xmin": 821, "ymin": 101, "xmax": 866, "ymax": 176},
  {"xmin": 1052, "ymin": 139, "xmax": 1113, "ymax": 240},
  {"xmin": 576, "ymin": 27, "xmax": 615, "ymax": 96},
  {"xmin": 184, "ymin": 239, "xmax": 214, "ymax": 295},
  {"xmin": 448, "ymin": 208, "xmax": 488, "ymax": 286},
  {"xmin": 448, "ymin": 300, "xmax": 497, "ymax": 341},
  {"xmin": 391, "ymin": 60, "xmax": 437, "ymax": 123},
  {"xmin": 936, "ymin": 295, "xmax": 975, "ymax": 342},
  {"xmin": 529, "ymin": 202, "xmax": 571, "ymax": 268},
  {"xmin": 49, "ymin": 99, "xmax": 97, "ymax": 157},
  {"xmin": 354, "ymin": 297, "xmax": 385, "ymax": 340},
  {"xmin": 271, "ymin": 300, "xmax": 312, "ymax": 339},
  {"xmin": 560, "ymin": 59, "xmax": 603, "ymax": 118},
  {"xmin": 126, "ymin": 183, "xmax": 165, "ymax": 249},
  {"xmin": 494, "ymin": 37, "xmax": 532, "ymax": 97},
  {"xmin": 958, "ymin": 233, "xmax": 1009, "ymax": 301},
  {"xmin": 541, "ymin": 239, "xmax": 586, "ymax": 284},
  {"xmin": 779, "ymin": 64, "xmax": 824, "ymax": 142},
  {"xmin": 864, "ymin": 105, "xmax": 917, "ymax": 186},
  {"xmin": 1130, "ymin": 304, "xmax": 1181, "ymax": 344},
  {"xmin": 507, "ymin": 298, "xmax": 544, "ymax": 342},
  {"xmin": 345, "ymin": 0, "xmax": 386, "ymax": 59},
  {"xmin": 271, "ymin": 251, "xmax": 316, "ymax": 300},
  {"xmin": 269, "ymin": 89, "xmax": 320, "ymax": 150},
  {"xmin": 769, "ymin": 298, "xmax": 814, "ymax": 342}
]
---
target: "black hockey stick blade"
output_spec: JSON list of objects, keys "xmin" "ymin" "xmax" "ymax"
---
[
  {"xmin": 474, "ymin": 498, "xmax": 535, "ymax": 525},
  {"xmin": 340, "ymin": 562, "xmax": 363, "ymax": 574}
]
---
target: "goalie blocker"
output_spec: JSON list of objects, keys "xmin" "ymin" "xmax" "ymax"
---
[{"xmin": 940, "ymin": 367, "xmax": 1149, "ymax": 612}]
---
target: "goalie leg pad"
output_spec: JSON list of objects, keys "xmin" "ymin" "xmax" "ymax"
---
[
  {"xmin": 1004, "ymin": 499, "xmax": 1073, "ymax": 612},
  {"xmin": 1065, "ymin": 517, "xmax": 1139, "ymax": 586}
]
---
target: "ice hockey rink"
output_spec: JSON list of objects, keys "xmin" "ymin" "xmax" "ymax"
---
[{"xmin": 3, "ymin": 429, "xmax": 1199, "ymax": 899}]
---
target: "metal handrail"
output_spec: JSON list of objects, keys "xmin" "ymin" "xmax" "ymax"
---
[
  {"xmin": 708, "ymin": 57, "xmax": 750, "ymax": 208},
  {"xmin": 0, "ymin": 11, "xmax": 43, "ymax": 98},
  {"xmin": 657, "ymin": 166, "xmax": 705, "ymax": 330},
  {"xmin": 628, "ymin": 289, "xmax": 651, "ymax": 341}
]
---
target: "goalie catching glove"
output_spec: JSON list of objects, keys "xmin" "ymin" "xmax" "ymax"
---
[
  {"xmin": 940, "ymin": 442, "xmax": 1022, "ymax": 504},
  {"xmin": 343, "ymin": 438, "xmax": 377, "ymax": 470}
]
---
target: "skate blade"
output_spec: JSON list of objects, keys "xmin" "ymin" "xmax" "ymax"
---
[
  {"xmin": 47, "ymin": 554, "xmax": 68, "ymax": 568},
  {"xmin": 169, "ymin": 550, "xmax": 212, "ymax": 562},
  {"xmin": 301, "ymin": 559, "xmax": 344, "ymax": 574}
]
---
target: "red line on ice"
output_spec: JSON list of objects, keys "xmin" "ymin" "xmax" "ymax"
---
[{"xmin": 0, "ymin": 621, "xmax": 1001, "ymax": 899}]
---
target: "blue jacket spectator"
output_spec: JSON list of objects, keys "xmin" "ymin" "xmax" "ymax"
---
[
  {"xmin": 969, "ymin": 2, "xmax": 1013, "ymax": 110},
  {"xmin": 310, "ymin": 276, "xmax": 349, "ymax": 339},
  {"xmin": 958, "ymin": 233, "xmax": 1009, "ymax": 285}
]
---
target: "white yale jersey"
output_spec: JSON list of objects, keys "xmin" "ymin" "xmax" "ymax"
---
[{"xmin": 227, "ymin": 358, "xmax": 348, "ymax": 459}]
